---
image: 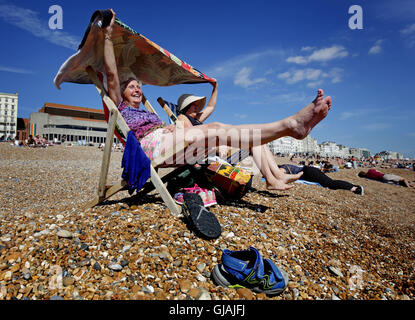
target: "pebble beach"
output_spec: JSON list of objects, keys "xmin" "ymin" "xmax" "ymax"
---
[{"xmin": 0, "ymin": 143, "xmax": 414, "ymax": 301}]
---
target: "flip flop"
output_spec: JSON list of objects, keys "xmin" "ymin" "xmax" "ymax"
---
[{"xmin": 182, "ymin": 192, "xmax": 221, "ymax": 239}]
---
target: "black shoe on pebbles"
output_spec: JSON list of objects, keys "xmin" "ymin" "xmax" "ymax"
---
[{"xmin": 182, "ymin": 192, "xmax": 221, "ymax": 239}]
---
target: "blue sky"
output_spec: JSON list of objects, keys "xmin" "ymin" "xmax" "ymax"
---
[{"xmin": 0, "ymin": 0, "xmax": 414, "ymax": 158}]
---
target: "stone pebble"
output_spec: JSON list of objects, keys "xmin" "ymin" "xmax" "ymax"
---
[{"xmin": 0, "ymin": 145, "xmax": 414, "ymax": 300}]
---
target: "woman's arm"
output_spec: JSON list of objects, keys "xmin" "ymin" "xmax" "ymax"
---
[
  {"xmin": 103, "ymin": 9, "xmax": 122, "ymax": 106},
  {"xmin": 196, "ymin": 80, "xmax": 218, "ymax": 123},
  {"xmin": 177, "ymin": 114, "xmax": 193, "ymax": 128}
]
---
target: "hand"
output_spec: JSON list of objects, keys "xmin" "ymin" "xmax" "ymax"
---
[
  {"xmin": 210, "ymin": 78, "xmax": 218, "ymax": 88},
  {"xmin": 103, "ymin": 9, "xmax": 116, "ymax": 36}
]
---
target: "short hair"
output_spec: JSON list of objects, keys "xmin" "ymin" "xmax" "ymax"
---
[
  {"xmin": 358, "ymin": 171, "xmax": 366, "ymax": 177},
  {"xmin": 120, "ymin": 78, "xmax": 142, "ymax": 95}
]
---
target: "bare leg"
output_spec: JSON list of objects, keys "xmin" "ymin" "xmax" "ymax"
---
[
  {"xmin": 183, "ymin": 89, "xmax": 332, "ymax": 147},
  {"xmin": 251, "ymin": 145, "xmax": 303, "ymax": 190},
  {"xmin": 262, "ymin": 145, "xmax": 303, "ymax": 189}
]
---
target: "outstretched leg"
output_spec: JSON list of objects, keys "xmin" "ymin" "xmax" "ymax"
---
[
  {"xmin": 183, "ymin": 89, "xmax": 332, "ymax": 148},
  {"xmin": 251, "ymin": 145, "xmax": 303, "ymax": 190},
  {"xmin": 285, "ymin": 89, "xmax": 332, "ymax": 140}
]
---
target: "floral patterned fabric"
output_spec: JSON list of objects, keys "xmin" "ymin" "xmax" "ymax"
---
[
  {"xmin": 54, "ymin": 10, "xmax": 215, "ymax": 89},
  {"xmin": 118, "ymin": 101, "xmax": 163, "ymax": 141}
]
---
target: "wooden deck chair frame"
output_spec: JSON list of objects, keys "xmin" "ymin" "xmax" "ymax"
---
[{"xmin": 84, "ymin": 66, "xmax": 188, "ymax": 216}]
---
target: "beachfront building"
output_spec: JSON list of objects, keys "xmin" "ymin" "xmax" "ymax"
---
[
  {"xmin": 301, "ymin": 135, "xmax": 319, "ymax": 154},
  {"xmin": 29, "ymin": 102, "xmax": 116, "ymax": 146},
  {"xmin": 349, "ymin": 147, "xmax": 371, "ymax": 159},
  {"xmin": 0, "ymin": 92, "xmax": 18, "ymax": 141},
  {"xmin": 337, "ymin": 144, "xmax": 350, "ymax": 158},
  {"xmin": 16, "ymin": 117, "xmax": 29, "ymax": 141},
  {"xmin": 268, "ymin": 135, "xmax": 318, "ymax": 155},
  {"xmin": 376, "ymin": 150, "xmax": 404, "ymax": 160},
  {"xmin": 319, "ymin": 141, "xmax": 342, "ymax": 157},
  {"xmin": 268, "ymin": 137, "xmax": 301, "ymax": 155}
]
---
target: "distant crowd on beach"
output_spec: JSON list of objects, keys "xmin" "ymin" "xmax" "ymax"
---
[
  {"xmin": 286, "ymin": 153, "xmax": 415, "ymax": 172},
  {"xmin": 9, "ymin": 134, "xmax": 125, "ymax": 152}
]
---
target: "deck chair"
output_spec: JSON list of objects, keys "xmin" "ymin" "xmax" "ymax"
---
[
  {"xmin": 157, "ymin": 97, "xmax": 250, "ymax": 165},
  {"xmin": 53, "ymin": 9, "xmax": 216, "ymax": 214},
  {"xmin": 83, "ymin": 67, "xmax": 191, "ymax": 216}
]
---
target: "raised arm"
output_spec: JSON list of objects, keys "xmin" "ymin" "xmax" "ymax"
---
[
  {"xmin": 196, "ymin": 80, "xmax": 218, "ymax": 123},
  {"xmin": 102, "ymin": 9, "xmax": 122, "ymax": 106}
]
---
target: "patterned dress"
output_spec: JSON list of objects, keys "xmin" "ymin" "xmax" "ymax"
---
[{"xmin": 118, "ymin": 101, "xmax": 165, "ymax": 160}]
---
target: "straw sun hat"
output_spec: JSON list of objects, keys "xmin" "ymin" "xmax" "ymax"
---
[{"xmin": 177, "ymin": 94, "xmax": 206, "ymax": 113}]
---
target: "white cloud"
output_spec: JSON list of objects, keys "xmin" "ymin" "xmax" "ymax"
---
[
  {"xmin": 369, "ymin": 39, "xmax": 384, "ymax": 55},
  {"xmin": 339, "ymin": 111, "xmax": 360, "ymax": 120},
  {"xmin": 278, "ymin": 68, "xmax": 322, "ymax": 84},
  {"xmin": 234, "ymin": 67, "xmax": 266, "ymax": 88},
  {"xmin": 400, "ymin": 23, "xmax": 415, "ymax": 35},
  {"xmin": 233, "ymin": 113, "xmax": 247, "ymax": 119},
  {"xmin": 0, "ymin": 3, "xmax": 80, "ymax": 50},
  {"xmin": 278, "ymin": 67, "xmax": 343, "ymax": 86},
  {"xmin": 400, "ymin": 23, "xmax": 415, "ymax": 47},
  {"xmin": 286, "ymin": 45, "xmax": 349, "ymax": 65},
  {"xmin": 363, "ymin": 123, "xmax": 391, "ymax": 131},
  {"xmin": 0, "ymin": 65, "xmax": 34, "ymax": 74},
  {"xmin": 286, "ymin": 56, "xmax": 308, "ymax": 65},
  {"xmin": 301, "ymin": 46, "xmax": 315, "ymax": 52},
  {"xmin": 327, "ymin": 67, "xmax": 343, "ymax": 83},
  {"xmin": 308, "ymin": 46, "xmax": 349, "ymax": 63},
  {"xmin": 208, "ymin": 49, "xmax": 285, "ymax": 78}
]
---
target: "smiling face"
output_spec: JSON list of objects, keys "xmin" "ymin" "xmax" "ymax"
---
[
  {"xmin": 185, "ymin": 102, "xmax": 203, "ymax": 117},
  {"xmin": 122, "ymin": 79, "xmax": 142, "ymax": 107}
]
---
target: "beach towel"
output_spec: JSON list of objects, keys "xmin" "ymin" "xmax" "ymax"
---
[
  {"xmin": 261, "ymin": 178, "xmax": 323, "ymax": 187},
  {"xmin": 121, "ymin": 131, "xmax": 151, "ymax": 194},
  {"xmin": 54, "ymin": 9, "xmax": 215, "ymax": 89},
  {"xmin": 295, "ymin": 179, "xmax": 322, "ymax": 187}
]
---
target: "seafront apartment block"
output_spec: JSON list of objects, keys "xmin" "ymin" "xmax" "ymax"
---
[{"xmin": 0, "ymin": 92, "xmax": 18, "ymax": 140}]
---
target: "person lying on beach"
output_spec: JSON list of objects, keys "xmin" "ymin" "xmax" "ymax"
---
[
  {"xmin": 175, "ymin": 83, "xmax": 303, "ymax": 191},
  {"xmin": 103, "ymin": 9, "xmax": 332, "ymax": 190},
  {"xmin": 358, "ymin": 169, "xmax": 414, "ymax": 188},
  {"xmin": 280, "ymin": 163, "xmax": 364, "ymax": 195}
]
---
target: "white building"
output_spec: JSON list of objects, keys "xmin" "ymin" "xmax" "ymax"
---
[
  {"xmin": 376, "ymin": 151, "xmax": 403, "ymax": 160},
  {"xmin": 319, "ymin": 141, "xmax": 341, "ymax": 157},
  {"xmin": 301, "ymin": 135, "xmax": 318, "ymax": 154},
  {"xmin": 268, "ymin": 135, "xmax": 318, "ymax": 155},
  {"xmin": 0, "ymin": 92, "xmax": 18, "ymax": 140}
]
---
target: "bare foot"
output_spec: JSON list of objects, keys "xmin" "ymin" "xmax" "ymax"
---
[
  {"xmin": 266, "ymin": 172, "xmax": 303, "ymax": 191},
  {"xmin": 286, "ymin": 89, "xmax": 332, "ymax": 140}
]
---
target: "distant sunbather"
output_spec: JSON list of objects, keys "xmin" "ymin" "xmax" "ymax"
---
[
  {"xmin": 280, "ymin": 164, "xmax": 364, "ymax": 195},
  {"xmin": 358, "ymin": 169, "xmax": 414, "ymax": 188},
  {"xmin": 103, "ymin": 9, "xmax": 332, "ymax": 192}
]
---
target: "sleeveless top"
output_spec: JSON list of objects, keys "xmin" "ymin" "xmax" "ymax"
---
[
  {"xmin": 185, "ymin": 114, "xmax": 203, "ymax": 126},
  {"xmin": 118, "ymin": 101, "xmax": 163, "ymax": 140}
]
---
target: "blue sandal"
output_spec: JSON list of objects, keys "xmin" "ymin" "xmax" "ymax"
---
[{"xmin": 211, "ymin": 247, "xmax": 288, "ymax": 295}]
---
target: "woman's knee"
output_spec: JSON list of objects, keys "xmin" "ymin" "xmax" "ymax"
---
[{"xmin": 207, "ymin": 122, "xmax": 227, "ymax": 130}]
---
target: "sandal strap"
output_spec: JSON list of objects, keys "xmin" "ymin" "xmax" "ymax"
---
[
  {"xmin": 264, "ymin": 258, "xmax": 284, "ymax": 283},
  {"xmin": 222, "ymin": 247, "xmax": 265, "ymax": 279}
]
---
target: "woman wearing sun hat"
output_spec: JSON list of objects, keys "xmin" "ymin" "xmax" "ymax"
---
[{"xmin": 176, "ymin": 82, "xmax": 218, "ymax": 128}]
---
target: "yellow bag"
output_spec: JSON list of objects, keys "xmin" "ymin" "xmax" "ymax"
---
[{"xmin": 204, "ymin": 161, "xmax": 252, "ymax": 198}]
